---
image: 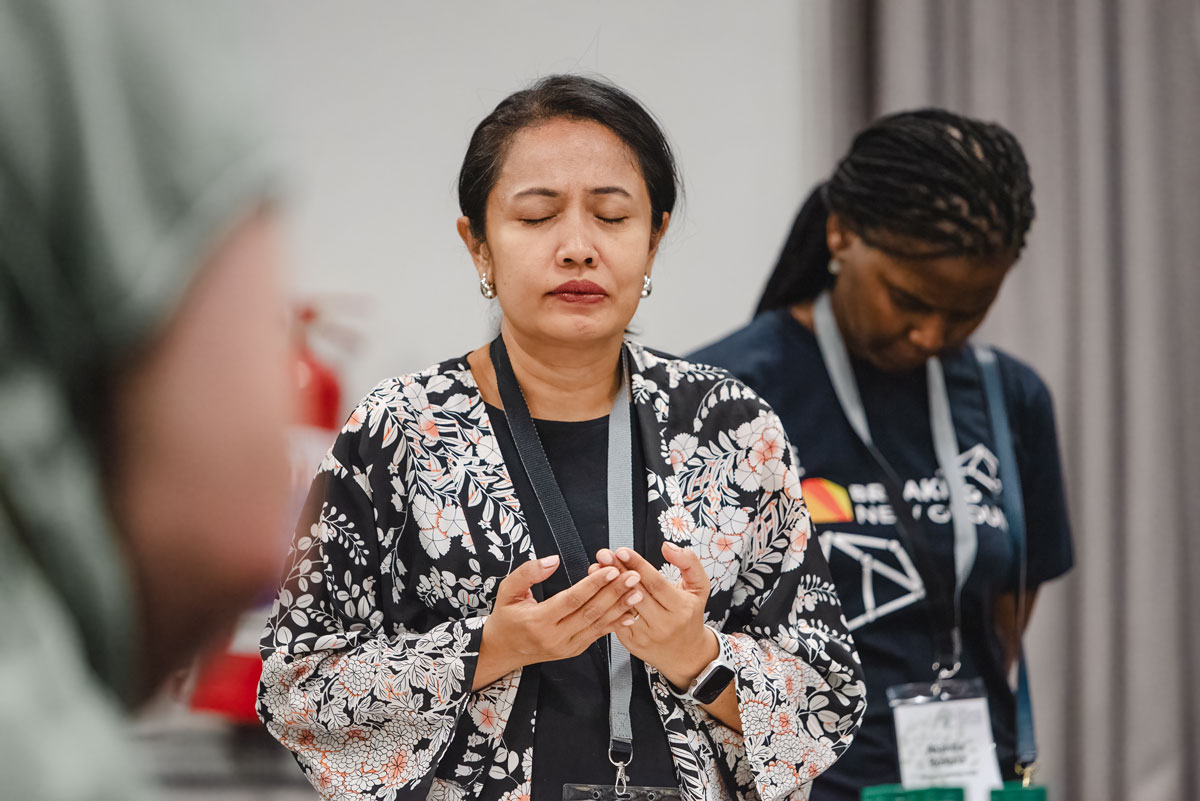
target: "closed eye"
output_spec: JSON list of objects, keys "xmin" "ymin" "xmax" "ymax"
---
[
  {"xmin": 520, "ymin": 216, "xmax": 553, "ymax": 226},
  {"xmin": 597, "ymin": 216, "xmax": 628, "ymax": 225}
]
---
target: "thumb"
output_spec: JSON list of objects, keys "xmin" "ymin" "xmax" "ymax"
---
[
  {"xmin": 498, "ymin": 555, "xmax": 559, "ymax": 602},
  {"xmin": 662, "ymin": 542, "xmax": 708, "ymax": 594}
]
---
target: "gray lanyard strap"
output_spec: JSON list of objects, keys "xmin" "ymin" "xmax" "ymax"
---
[
  {"xmin": 813, "ymin": 291, "xmax": 974, "ymax": 677},
  {"xmin": 606, "ymin": 364, "xmax": 636, "ymax": 767},
  {"xmin": 975, "ymin": 345, "xmax": 1038, "ymax": 776},
  {"xmin": 488, "ymin": 336, "xmax": 636, "ymax": 771},
  {"xmin": 927, "ymin": 356, "xmax": 975, "ymax": 675}
]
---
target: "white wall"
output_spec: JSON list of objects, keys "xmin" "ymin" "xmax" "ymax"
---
[{"xmin": 258, "ymin": 2, "xmax": 827, "ymax": 407}]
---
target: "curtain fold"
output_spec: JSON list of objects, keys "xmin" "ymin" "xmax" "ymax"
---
[{"xmin": 805, "ymin": 2, "xmax": 1200, "ymax": 798}]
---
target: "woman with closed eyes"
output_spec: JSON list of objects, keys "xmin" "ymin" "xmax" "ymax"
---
[{"xmin": 259, "ymin": 74, "xmax": 866, "ymax": 801}]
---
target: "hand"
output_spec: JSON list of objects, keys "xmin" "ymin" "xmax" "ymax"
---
[
  {"xmin": 473, "ymin": 555, "xmax": 643, "ymax": 690},
  {"xmin": 595, "ymin": 543, "xmax": 718, "ymax": 690}
]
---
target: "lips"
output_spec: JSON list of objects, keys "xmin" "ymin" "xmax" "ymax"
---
[{"xmin": 549, "ymin": 279, "xmax": 607, "ymax": 304}]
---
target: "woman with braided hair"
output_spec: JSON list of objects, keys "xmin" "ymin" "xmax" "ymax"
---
[{"xmin": 692, "ymin": 109, "xmax": 1073, "ymax": 799}]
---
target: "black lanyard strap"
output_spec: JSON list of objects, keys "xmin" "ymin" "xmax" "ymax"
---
[{"xmin": 488, "ymin": 335, "xmax": 637, "ymax": 767}]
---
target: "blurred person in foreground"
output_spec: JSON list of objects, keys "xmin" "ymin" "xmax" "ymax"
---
[
  {"xmin": 258, "ymin": 74, "xmax": 865, "ymax": 801},
  {"xmin": 691, "ymin": 110, "xmax": 1073, "ymax": 799},
  {"xmin": 0, "ymin": 1, "xmax": 292, "ymax": 797}
]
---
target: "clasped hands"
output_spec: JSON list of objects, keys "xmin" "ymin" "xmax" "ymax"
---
[{"xmin": 474, "ymin": 543, "xmax": 719, "ymax": 693}]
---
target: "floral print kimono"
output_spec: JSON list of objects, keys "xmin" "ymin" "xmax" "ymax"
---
[{"xmin": 259, "ymin": 343, "xmax": 866, "ymax": 801}]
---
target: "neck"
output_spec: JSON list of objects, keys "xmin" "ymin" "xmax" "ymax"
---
[
  {"xmin": 789, "ymin": 299, "xmax": 815, "ymax": 330},
  {"xmin": 470, "ymin": 322, "xmax": 624, "ymax": 421},
  {"xmin": 791, "ymin": 288, "xmax": 851, "ymax": 341}
]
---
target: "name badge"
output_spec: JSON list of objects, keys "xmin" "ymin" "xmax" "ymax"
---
[
  {"xmin": 563, "ymin": 784, "xmax": 680, "ymax": 801},
  {"xmin": 888, "ymin": 679, "xmax": 1002, "ymax": 801}
]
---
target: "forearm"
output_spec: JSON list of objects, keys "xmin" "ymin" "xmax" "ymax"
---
[
  {"xmin": 993, "ymin": 588, "xmax": 1040, "ymax": 672},
  {"xmin": 656, "ymin": 626, "xmax": 742, "ymax": 733}
]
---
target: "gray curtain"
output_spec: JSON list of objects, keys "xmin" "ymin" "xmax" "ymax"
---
[{"xmin": 805, "ymin": 1, "xmax": 1200, "ymax": 798}]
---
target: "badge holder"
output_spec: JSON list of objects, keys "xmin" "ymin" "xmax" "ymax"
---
[
  {"xmin": 563, "ymin": 782, "xmax": 680, "ymax": 801},
  {"xmin": 561, "ymin": 739, "xmax": 680, "ymax": 801},
  {"xmin": 887, "ymin": 675, "xmax": 1002, "ymax": 801},
  {"xmin": 562, "ymin": 750, "xmax": 680, "ymax": 801}
]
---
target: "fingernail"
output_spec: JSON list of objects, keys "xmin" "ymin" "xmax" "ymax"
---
[
  {"xmin": 624, "ymin": 573, "xmax": 641, "ymax": 588},
  {"xmin": 604, "ymin": 567, "xmax": 619, "ymax": 581},
  {"xmin": 618, "ymin": 548, "xmax": 633, "ymax": 561},
  {"xmin": 597, "ymin": 550, "xmax": 613, "ymax": 565},
  {"xmin": 628, "ymin": 591, "xmax": 644, "ymax": 605},
  {"xmin": 664, "ymin": 542, "xmax": 680, "ymax": 552},
  {"xmin": 540, "ymin": 555, "xmax": 559, "ymax": 568},
  {"xmin": 622, "ymin": 618, "xmax": 637, "ymax": 626}
]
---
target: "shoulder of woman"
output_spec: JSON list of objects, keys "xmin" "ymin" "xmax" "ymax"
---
[
  {"xmin": 352, "ymin": 356, "xmax": 478, "ymax": 410},
  {"xmin": 627, "ymin": 340, "xmax": 778, "ymax": 429},
  {"xmin": 335, "ymin": 356, "xmax": 481, "ymax": 445},
  {"xmin": 629, "ymin": 340, "xmax": 742, "ymax": 391},
  {"xmin": 975, "ymin": 345, "xmax": 1056, "ymax": 417}
]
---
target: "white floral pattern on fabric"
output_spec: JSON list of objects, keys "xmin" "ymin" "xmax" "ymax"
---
[{"xmin": 259, "ymin": 343, "xmax": 865, "ymax": 800}]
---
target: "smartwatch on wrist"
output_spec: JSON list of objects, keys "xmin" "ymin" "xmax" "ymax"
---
[{"xmin": 668, "ymin": 625, "xmax": 735, "ymax": 705}]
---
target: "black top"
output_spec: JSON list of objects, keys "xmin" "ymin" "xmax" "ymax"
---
[
  {"xmin": 485, "ymin": 403, "xmax": 678, "ymax": 798},
  {"xmin": 691, "ymin": 310, "xmax": 1074, "ymax": 800}
]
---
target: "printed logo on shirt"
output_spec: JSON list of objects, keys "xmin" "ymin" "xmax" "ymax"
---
[
  {"xmin": 813, "ymin": 444, "xmax": 1009, "ymax": 631},
  {"xmin": 800, "ymin": 478, "xmax": 854, "ymax": 524}
]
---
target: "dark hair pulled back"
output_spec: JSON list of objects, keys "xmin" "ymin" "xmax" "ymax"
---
[
  {"xmin": 458, "ymin": 74, "xmax": 679, "ymax": 242},
  {"xmin": 756, "ymin": 108, "xmax": 1035, "ymax": 314}
]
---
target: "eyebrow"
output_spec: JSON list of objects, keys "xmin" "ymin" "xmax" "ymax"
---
[
  {"xmin": 513, "ymin": 188, "xmax": 558, "ymax": 199},
  {"xmin": 511, "ymin": 186, "xmax": 632, "ymax": 199},
  {"xmin": 591, "ymin": 186, "xmax": 631, "ymax": 198}
]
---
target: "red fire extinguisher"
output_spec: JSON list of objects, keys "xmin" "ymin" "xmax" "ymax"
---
[{"xmin": 188, "ymin": 303, "xmax": 344, "ymax": 723}]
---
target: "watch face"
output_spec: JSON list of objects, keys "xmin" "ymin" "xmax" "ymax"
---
[{"xmin": 692, "ymin": 664, "xmax": 735, "ymax": 705}]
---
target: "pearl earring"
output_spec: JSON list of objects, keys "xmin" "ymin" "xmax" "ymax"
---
[
  {"xmin": 640, "ymin": 275, "xmax": 653, "ymax": 298},
  {"xmin": 828, "ymin": 260, "xmax": 841, "ymax": 276}
]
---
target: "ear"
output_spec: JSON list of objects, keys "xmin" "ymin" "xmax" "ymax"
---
[
  {"xmin": 457, "ymin": 216, "xmax": 490, "ymax": 275},
  {"xmin": 825, "ymin": 212, "xmax": 854, "ymax": 260},
  {"xmin": 644, "ymin": 211, "xmax": 671, "ymax": 277}
]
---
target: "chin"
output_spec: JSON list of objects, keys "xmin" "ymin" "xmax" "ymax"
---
[
  {"xmin": 538, "ymin": 315, "xmax": 623, "ymax": 346},
  {"xmin": 867, "ymin": 347, "xmax": 927, "ymax": 375}
]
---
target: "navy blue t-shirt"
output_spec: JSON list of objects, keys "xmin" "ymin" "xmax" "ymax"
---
[{"xmin": 690, "ymin": 309, "xmax": 1073, "ymax": 801}]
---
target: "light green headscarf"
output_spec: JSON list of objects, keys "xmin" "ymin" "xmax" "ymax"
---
[{"xmin": 0, "ymin": 1, "xmax": 275, "ymax": 796}]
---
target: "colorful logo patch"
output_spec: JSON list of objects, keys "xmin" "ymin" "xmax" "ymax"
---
[{"xmin": 801, "ymin": 477, "xmax": 854, "ymax": 524}]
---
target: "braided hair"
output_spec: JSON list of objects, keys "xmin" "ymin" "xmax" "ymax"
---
[{"xmin": 756, "ymin": 108, "xmax": 1034, "ymax": 314}]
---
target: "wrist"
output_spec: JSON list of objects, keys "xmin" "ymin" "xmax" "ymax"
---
[
  {"xmin": 661, "ymin": 625, "xmax": 720, "ymax": 689},
  {"xmin": 477, "ymin": 616, "xmax": 522, "ymax": 686}
]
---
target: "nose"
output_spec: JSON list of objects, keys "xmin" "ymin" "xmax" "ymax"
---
[
  {"xmin": 555, "ymin": 218, "xmax": 597, "ymax": 268},
  {"xmin": 907, "ymin": 314, "xmax": 948, "ymax": 355}
]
